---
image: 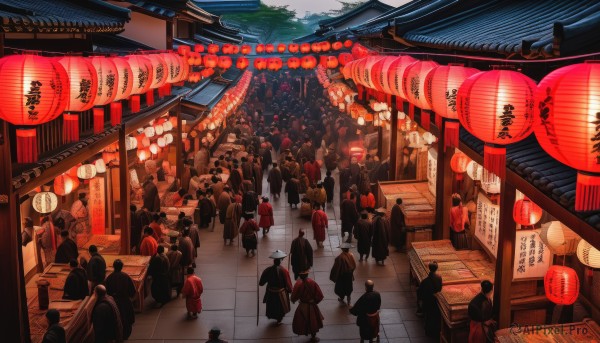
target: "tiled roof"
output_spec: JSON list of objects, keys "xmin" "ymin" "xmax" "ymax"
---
[
  {"xmin": 0, "ymin": 0, "xmax": 130, "ymax": 33},
  {"xmin": 192, "ymin": 0, "xmax": 260, "ymax": 15},
  {"xmin": 198, "ymin": 21, "xmax": 243, "ymax": 44},
  {"xmin": 459, "ymin": 129, "xmax": 600, "ymax": 230},
  {"xmin": 318, "ymin": 0, "xmax": 393, "ymax": 28},
  {"xmin": 399, "ymin": 0, "xmax": 600, "ymax": 59},
  {"xmin": 92, "ymin": 33, "xmax": 155, "ymax": 54},
  {"xmin": 183, "ymin": 82, "xmax": 227, "ymax": 109},
  {"xmin": 132, "ymin": 0, "xmax": 215, "ymax": 23}
]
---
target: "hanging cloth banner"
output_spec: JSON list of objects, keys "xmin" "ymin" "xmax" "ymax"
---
[{"xmin": 89, "ymin": 176, "xmax": 106, "ymax": 235}]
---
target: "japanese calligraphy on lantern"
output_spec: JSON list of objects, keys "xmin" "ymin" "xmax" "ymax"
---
[
  {"xmin": 427, "ymin": 148, "xmax": 437, "ymax": 196},
  {"xmin": 89, "ymin": 176, "xmax": 105, "ymax": 235},
  {"xmin": 513, "ymin": 229, "xmax": 551, "ymax": 280},
  {"xmin": 475, "ymin": 192, "xmax": 499, "ymax": 257}
]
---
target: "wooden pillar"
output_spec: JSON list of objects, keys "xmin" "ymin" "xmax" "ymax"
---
[
  {"xmin": 434, "ymin": 118, "xmax": 453, "ymax": 240},
  {"xmin": 377, "ymin": 126, "xmax": 383, "ymax": 160},
  {"xmin": 493, "ymin": 180, "xmax": 517, "ymax": 329},
  {"xmin": 166, "ymin": 20, "xmax": 173, "ymax": 50},
  {"xmin": 118, "ymin": 127, "xmax": 131, "ymax": 255},
  {"xmin": 176, "ymin": 104, "xmax": 183, "ymax": 182},
  {"xmin": 0, "ymin": 121, "xmax": 28, "ymax": 342},
  {"xmin": 389, "ymin": 96, "xmax": 398, "ymax": 180}
]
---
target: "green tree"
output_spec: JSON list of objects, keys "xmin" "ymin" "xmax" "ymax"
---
[
  {"xmin": 222, "ymin": 3, "xmax": 310, "ymax": 43},
  {"xmin": 327, "ymin": 0, "xmax": 369, "ymax": 16}
]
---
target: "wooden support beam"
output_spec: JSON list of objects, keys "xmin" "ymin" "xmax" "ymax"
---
[
  {"xmin": 377, "ymin": 126, "xmax": 383, "ymax": 161},
  {"xmin": 493, "ymin": 180, "xmax": 517, "ymax": 329},
  {"xmin": 0, "ymin": 120, "xmax": 27, "ymax": 342},
  {"xmin": 389, "ymin": 96, "xmax": 398, "ymax": 180},
  {"xmin": 435, "ymin": 119, "xmax": 453, "ymax": 240},
  {"xmin": 118, "ymin": 127, "xmax": 130, "ymax": 255},
  {"xmin": 176, "ymin": 103, "xmax": 183, "ymax": 182}
]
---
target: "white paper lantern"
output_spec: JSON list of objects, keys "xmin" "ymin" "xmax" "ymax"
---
[
  {"xmin": 344, "ymin": 95, "xmax": 352, "ymax": 103},
  {"xmin": 164, "ymin": 133, "xmax": 174, "ymax": 145},
  {"xmin": 162, "ymin": 121, "xmax": 173, "ymax": 132},
  {"xmin": 339, "ymin": 103, "xmax": 345, "ymax": 111},
  {"xmin": 125, "ymin": 136, "xmax": 138, "ymax": 151},
  {"xmin": 467, "ymin": 161, "xmax": 483, "ymax": 181},
  {"xmin": 33, "ymin": 192, "xmax": 58, "ymax": 214},
  {"xmin": 398, "ymin": 111, "xmax": 406, "ymax": 120},
  {"xmin": 94, "ymin": 159, "xmax": 107, "ymax": 173},
  {"xmin": 407, "ymin": 131, "xmax": 423, "ymax": 148},
  {"xmin": 149, "ymin": 143, "xmax": 159, "ymax": 155},
  {"xmin": 154, "ymin": 124, "xmax": 164, "ymax": 136},
  {"xmin": 144, "ymin": 127, "xmax": 155, "ymax": 138},
  {"xmin": 182, "ymin": 132, "xmax": 187, "ymax": 139},
  {"xmin": 577, "ymin": 239, "xmax": 600, "ymax": 268},
  {"xmin": 540, "ymin": 221, "xmax": 581, "ymax": 256},
  {"xmin": 208, "ymin": 122, "xmax": 216, "ymax": 130},
  {"xmin": 422, "ymin": 132, "xmax": 436, "ymax": 145},
  {"xmin": 480, "ymin": 170, "xmax": 501, "ymax": 194},
  {"xmin": 357, "ymin": 116, "xmax": 365, "ymax": 126},
  {"xmin": 77, "ymin": 164, "xmax": 97, "ymax": 180},
  {"xmin": 157, "ymin": 137, "xmax": 166, "ymax": 148}
]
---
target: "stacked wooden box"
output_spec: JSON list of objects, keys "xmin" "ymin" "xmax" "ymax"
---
[{"xmin": 378, "ymin": 181, "xmax": 435, "ymax": 227}]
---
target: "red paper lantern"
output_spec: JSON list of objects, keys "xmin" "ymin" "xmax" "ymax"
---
[
  {"xmin": 175, "ymin": 54, "xmax": 190, "ymax": 83},
  {"xmin": 320, "ymin": 41, "xmax": 331, "ymax": 52},
  {"xmin": 146, "ymin": 54, "xmax": 168, "ymax": 89},
  {"xmin": 160, "ymin": 52, "xmax": 181, "ymax": 97},
  {"xmin": 58, "ymin": 56, "xmax": 98, "ymax": 143},
  {"xmin": 54, "ymin": 173, "xmax": 76, "ymax": 196},
  {"xmin": 534, "ymin": 62, "xmax": 600, "ymax": 211},
  {"xmin": 363, "ymin": 56, "xmax": 386, "ymax": 90},
  {"xmin": 338, "ymin": 53, "xmax": 353, "ymax": 66},
  {"xmin": 300, "ymin": 43, "xmax": 311, "ymax": 54},
  {"xmin": 194, "ymin": 44, "xmax": 205, "ymax": 53},
  {"xmin": 222, "ymin": 44, "xmax": 233, "ymax": 54},
  {"xmin": 277, "ymin": 44, "xmax": 286, "ymax": 53},
  {"xmin": 218, "ymin": 56, "xmax": 233, "ymax": 69},
  {"xmin": 544, "ymin": 265, "xmax": 579, "ymax": 305},
  {"xmin": 90, "ymin": 56, "xmax": 118, "ymax": 132},
  {"xmin": 288, "ymin": 44, "xmax": 299, "ymax": 53},
  {"xmin": 232, "ymin": 45, "xmax": 240, "ymax": 54},
  {"xmin": 311, "ymin": 42, "xmax": 322, "ymax": 53},
  {"xmin": 425, "ymin": 65, "xmax": 480, "ymax": 150},
  {"xmin": 265, "ymin": 44, "xmax": 275, "ymax": 54},
  {"xmin": 241, "ymin": 45, "xmax": 252, "ymax": 55},
  {"xmin": 256, "ymin": 44, "xmax": 265, "ymax": 54},
  {"xmin": 254, "ymin": 58, "xmax": 267, "ymax": 70},
  {"xmin": 207, "ymin": 44, "xmax": 219, "ymax": 54},
  {"xmin": 326, "ymin": 56, "xmax": 338, "ymax": 69},
  {"xmin": 343, "ymin": 40, "xmax": 353, "ymax": 48},
  {"xmin": 403, "ymin": 60, "xmax": 439, "ymax": 110},
  {"xmin": 267, "ymin": 57, "xmax": 282, "ymax": 71},
  {"xmin": 126, "ymin": 55, "xmax": 153, "ymax": 113},
  {"xmin": 513, "ymin": 197, "xmax": 543, "ymax": 227},
  {"xmin": 110, "ymin": 57, "xmax": 133, "ymax": 102},
  {"xmin": 450, "ymin": 151, "xmax": 471, "ymax": 180},
  {"xmin": 386, "ymin": 55, "xmax": 417, "ymax": 99},
  {"xmin": 332, "ymin": 41, "xmax": 343, "ymax": 51},
  {"xmin": 301, "ymin": 55, "xmax": 317, "ymax": 69},
  {"xmin": 201, "ymin": 68, "xmax": 214, "ymax": 78},
  {"xmin": 203, "ymin": 54, "xmax": 218, "ymax": 68},
  {"xmin": 0, "ymin": 55, "xmax": 69, "ymax": 163},
  {"xmin": 236, "ymin": 57, "xmax": 249, "ymax": 70},
  {"xmin": 458, "ymin": 70, "xmax": 536, "ymax": 179},
  {"xmin": 177, "ymin": 45, "xmax": 191, "ymax": 56},
  {"xmin": 319, "ymin": 55, "xmax": 328, "ymax": 68},
  {"xmin": 287, "ymin": 57, "xmax": 300, "ymax": 69}
]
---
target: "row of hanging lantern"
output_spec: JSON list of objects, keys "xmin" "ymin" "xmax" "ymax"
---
[
  {"xmin": 0, "ymin": 52, "xmax": 188, "ymax": 164},
  {"xmin": 346, "ymin": 54, "xmax": 600, "ymax": 211},
  {"xmin": 134, "ymin": 116, "xmax": 177, "ymax": 162},
  {"xmin": 254, "ymin": 40, "xmax": 353, "ymax": 55}
]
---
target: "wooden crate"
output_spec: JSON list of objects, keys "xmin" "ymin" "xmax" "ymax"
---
[{"xmin": 406, "ymin": 228, "xmax": 432, "ymax": 250}]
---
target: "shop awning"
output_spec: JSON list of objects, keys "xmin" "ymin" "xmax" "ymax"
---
[
  {"xmin": 92, "ymin": 33, "xmax": 156, "ymax": 54},
  {"xmin": 183, "ymin": 82, "xmax": 228, "ymax": 111}
]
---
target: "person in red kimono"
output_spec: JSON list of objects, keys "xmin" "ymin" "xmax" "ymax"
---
[
  {"xmin": 311, "ymin": 203, "xmax": 328, "ymax": 248},
  {"xmin": 239, "ymin": 212, "xmax": 260, "ymax": 257},
  {"xmin": 258, "ymin": 197, "xmax": 274, "ymax": 236},
  {"xmin": 181, "ymin": 267, "xmax": 204, "ymax": 319},
  {"xmin": 291, "ymin": 269, "xmax": 324, "ymax": 342},
  {"xmin": 140, "ymin": 227, "xmax": 158, "ymax": 257}
]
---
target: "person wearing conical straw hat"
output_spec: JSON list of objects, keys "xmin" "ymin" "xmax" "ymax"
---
[
  {"xmin": 259, "ymin": 250, "xmax": 293, "ymax": 325},
  {"xmin": 291, "ymin": 269, "xmax": 324, "ymax": 342},
  {"xmin": 330, "ymin": 242, "xmax": 356, "ymax": 306}
]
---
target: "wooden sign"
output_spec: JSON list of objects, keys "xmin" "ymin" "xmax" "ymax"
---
[
  {"xmin": 513, "ymin": 229, "xmax": 552, "ymax": 280},
  {"xmin": 427, "ymin": 148, "xmax": 437, "ymax": 196},
  {"xmin": 474, "ymin": 192, "xmax": 499, "ymax": 258},
  {"xmin": 89, "ymin": 176, "xmax": 105, "ymax": 234}
]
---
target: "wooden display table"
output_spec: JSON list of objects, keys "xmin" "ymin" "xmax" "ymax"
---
[
  {"xmin": 26, "ymin": 264, "xmax": 96, "ymax": 343},
  {"xmin": 495, "ymin": 319, "xmax": 600, "ymax": 342},
  {"xmin": 79, "ymin": 234, "xmax": 121, "ymax": 254},
  {"xmin": 378, "ymin": 181, "xmax": 435, "ymax": 227}
]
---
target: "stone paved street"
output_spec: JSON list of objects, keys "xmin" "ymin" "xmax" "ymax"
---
[{"xmin": 128, "ymin": 168, "xmax": 436, "ymax": 343}]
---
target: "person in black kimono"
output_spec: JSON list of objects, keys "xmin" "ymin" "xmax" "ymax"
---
[
  {"xmin": 54, "ymin": 230, "xmax": 78, "ymax": 264},
  {"xmin": 228, "ymin": 167, "xmax": 243, "ymax": 194},
  {"xmin": 323, "ymin": 171, "xmax": 335, "ymax": 206},
  {"xmin": 285, "ymin": 178, "xmax": 300, "ymax": 208},
  {"xmin": 417, "ymin": 262, "xmax": 443, "ymax": 338},
  {"xmin": 92, "ymin": 285, "xmax": 123, "ymax": 343},
  {"xmin": 142, "ymin": 175, "xmax": 160, "ymax": 212},
  {"xmin": 242, "ymin": 182, "xmax": 258, "ymax": 214},
  {"xmin": 149, "ymin": 245, "xmax": 171, "ymax": 306},
  {"xmin": 354, "ymin": 211, "xmax": 373, "ymax": 262},
  {"xmin": 289, "ymin": 229, "xmax": 313, "ymax": 280},
  {"xmin": 86, "ymin": 245, "xmax": 106, "ymax": 289},
  {"xmin": 330, "ymin": 243, "xmax": 356, "ymax": 305},
  {"xmin": 350, "ymin": 280, "xmax": 381, "ymax": 343},
  {"xmin": 390, "ymin": 198, "xmax": 407, "ymax": 252},
  {"xmin": 259, "ymin": 250, "xmax": 293, "ymax": 325},
  {"xmin": 253, "ymin": 158, "xmax": 263, "ymax": 195},
  {"xmin": 105, "ymin": 259, "xmax": 136, "ymax": 339},
  {"xmin": 340, "ymin": 193, "xmax": 359, "ymax": 244},
  {"xmin": 371, "ymin": 209, "xmax": 390, "ymax": 265},
  {"xmin": 197, "ymin": 191, "xmax": 213, "ymax": 228},
  {"xmin": 468, "ymin": 280, "xmax": 495, "ymax": 343},
  {"xmin": 63, "ymin": 259, "xmax": 89, "ymax": 300},
  {"xmin": 42, "ymin": 309, "xmax": 66, "ymax": 343}
]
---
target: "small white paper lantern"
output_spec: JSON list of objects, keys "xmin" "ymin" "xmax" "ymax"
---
[
  {"xmin": 94, "ymin": 159, "xmax": 107, "ymax": 173},
  {"xmin": 125, "ymin": 136, "xmax": 138, "ymax": 151},
  {"xmin": 357, "ymin": 116, "xmax": 365, "ymax": 126},
  {"xmin": 33, "ymin": 192, "xmax": 58, "ymax": 214},
  {"xmin": 154, "ymin": 124, "xmax": 164, "ymax": 136},
  {"xmin": 467, "ymin": 161, "xmax": 483, "ymax": 181},
  {"xmin": 480, "ymin": 170, "xmax": 501, "ymax": 194},
  {"xmin": 157, "ymin": 137, "xmax": 166, "ymax": 148},
  {"xmin": 577, "ymin": 239, "xmax": 600, "ymax": 268},
  {"xmin": 77, "ymin": 164, "xmax": 97, "ymax": 180},
  {"xmin": 144, "ymin": 127, "xmax": 155, "ymax": 138},
  {"xmin": 540, "ymin": 221, "xmax": 581, "ymax": 256},
  {"xmin": 164, "ymin": 133, "xmax": 174, "ymax": 145}
]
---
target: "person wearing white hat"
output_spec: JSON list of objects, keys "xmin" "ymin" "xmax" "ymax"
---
[
  {"xmin": 259, "ymin": 250, "xmax": 293, "ymax": 325},
  {"xmin": 330, "ymin": 243, "xmax": 356, "ymax": 306}
]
